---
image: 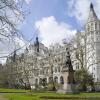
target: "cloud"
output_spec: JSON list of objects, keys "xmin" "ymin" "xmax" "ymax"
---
[
  {"xmin": 94, "ymin": 0, "xmax": 100, "ymax": 18},
  {"xmin": 25, "ymin": 0, "xmax": 32, "ymax": 4},
  {"xmin": 67, "ymin": 0, "xmax": 90, "ymax": 25},
  {"xmin": 66, "ymin": 0, "xmax": 100, "ymax": 25},
  {"xmin": 35, "ymin": 16, "xmax": 76, "ymax": 47},
  {"xmin": 15, "ymin": 0, "xmax": 32, "ymax": 5}
]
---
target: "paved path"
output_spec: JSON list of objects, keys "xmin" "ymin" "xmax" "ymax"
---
[{"xmin": 0, "ymin": 95, "xmax": 7, "ymax": 100}]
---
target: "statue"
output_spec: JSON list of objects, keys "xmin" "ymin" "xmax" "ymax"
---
[
  {"xmin": 63, "ymin": 48, "xmax": 73, "ymax": 71},
  {"xmin": 57, "ymin": 47, "xmax": 78, "ymax": 94}
]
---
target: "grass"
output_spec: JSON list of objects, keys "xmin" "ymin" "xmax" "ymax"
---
[
  {"xmin": 0, "ymin": 88, "xmax": 29, "ymax": 93},
  {"xmin": 4, "ymin": 94, "xmax": 39, "ymax": 100},
  {"xmin": 1, "ymin": 88, "xmax": 100, "ymax": 100},
  {"xmin": 3, "ymin": 92, "xmax": 100, "ymax": 100}
]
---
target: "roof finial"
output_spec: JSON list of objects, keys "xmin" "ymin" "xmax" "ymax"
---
[
  {"xmin": 90, "ymin": 3, "xmax": 93, "ymax": 9},
  {"xmin": 34, "ymin": 36, "xmax": 39, "ymax": 52},
  {"xmin": 36, "ymin": 36, "xmax": 38, "ymax": 41}
]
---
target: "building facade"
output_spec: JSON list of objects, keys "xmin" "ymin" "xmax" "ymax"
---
[
  {"xmin": 6, "ymin": 37, "xmax": 78, "ymax": 89},
  {"xmin": 6, "ymin": 3, "xmax": 100, "ymax": 90},
  {"xmin": 77, "ymin": 3, "xmax": 100, "ymax": 82}
]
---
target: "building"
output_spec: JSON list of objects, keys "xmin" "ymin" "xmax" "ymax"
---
[
  {"xmin": 6, "ymin": 3, "xmax": 100, "ymax": 90},
  {"xmin": 6, "ymin": 37, "xmax": 78, "ymax": 89},
  {"xmin": 77, "ymin": 3, "xmax": 100, "ymax": 83}
]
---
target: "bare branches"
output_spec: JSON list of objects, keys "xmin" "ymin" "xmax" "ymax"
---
[{"xmin": 0, "ymin": 0, "xmax": 24, "ymax": 39}]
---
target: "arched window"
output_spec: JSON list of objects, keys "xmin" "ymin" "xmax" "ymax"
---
[
  {"xmin": 49, "ymin": 77, "xmax": 52, "ymax": 83},
  {"xmin": 54, "ymin": 76, "xmax": 58, "ymax": 83},
  {"xmin": 39, "ymin": 78, "xmax": 42, "ymax": 84},
  {"xmin": 60, "ymin": 76, "xmax": 64, "ymax": 84},
  {"xmin": 42, "ymin": 78, "xmax": 47, "ymax": 85}
]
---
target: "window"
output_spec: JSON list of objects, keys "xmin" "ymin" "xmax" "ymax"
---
[
  {"xmin": 58, "ymin": 67, "xmax": 60, "ymax": 72},
  {"xmin": 39, "ymin": 78, "xmax": 42, "ymax": 84},
  {"xmin": 54, "ymin": 76, "xmax": 58, "ymax": 83},
  {"xmin": 42, "ymin": 78, "xmax": 47, "ymax": 84},
  {"xmin": 46, "ymin": 69, "xmax": 48, "ymax": 74},
  {"xmin": 76, "ymin": 63, "xmax": 79, "ymax": 69},
  {"xmin": 94, "ymin": 67, "xmax": 95, "ymax": 70},
  {"xmin": 88, "ymin": 25, "xmax": 90, "ymax": 32},
  {"xmin": 40, "ymin": 70, "xmax": 43, "ymax": 75},
  {"xmin": 95, "ymin": 22, "xmax": 97, "ymax": 30},
  {"xmin": 97, "ymin": 37, "xmax": 98, "ymax": 41},
  {"xmin": 60, "ymin": 76, "xmax": 64, "ymax": 84},
  {"xmin": 55, "ymin": 59, "xmax": 57, "ymax": 62},
  {"xmin": 49, "ymin": 77, "xmax": 52, "ymax": 83},
  {"xmin": 91, "ymin": 23, "xmax": 93, "ymax": 31},
  {"xmin": 55, "ymin": 67, "xmax": 57, "ymax": 73}
]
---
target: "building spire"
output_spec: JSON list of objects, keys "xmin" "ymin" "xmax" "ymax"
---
[
  {"xmin": 90, "ymin": 3, "xmax": 93, "ymax": 9},
  {"xmin": 34, "ymin": 37, "xmax": 39, "ymax": 52},
  {"xmin": 87, "ymin": 3, "xmax": 98, "ymax": 23}
]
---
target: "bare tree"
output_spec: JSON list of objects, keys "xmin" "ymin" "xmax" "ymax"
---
[{"xmin": 0, "ymin": 0, "xmax": 24, "ymax": 39}]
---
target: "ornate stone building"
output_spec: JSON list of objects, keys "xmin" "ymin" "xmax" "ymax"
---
[
  {"xmin": 6, "ymin": 37, "xmax": 78, "ymax": 89},
  {"xmin": 76, "ymin": 3, "xmax": 100, "ymax": 83},
  {"xmin": 23, "ymin": 37, "xmax": 77, "ymax": 89},
  {"xmin": 85, "ymin": 3, "xmax": 100, "ymax": 82},
  {"xmin": 6, "ymin": 3, "xmax": 100, "ymax": 90}
]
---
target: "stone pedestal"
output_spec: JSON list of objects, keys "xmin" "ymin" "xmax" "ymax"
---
[{"xmin": 57, "ymin": 67, "xmax": 78, "ymax": 94}]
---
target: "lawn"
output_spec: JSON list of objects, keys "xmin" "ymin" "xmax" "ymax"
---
[
  {"xmin": 4, "ymin": 92, "xmax": 100, "ymax": 100},
  {"xmin": 0, "ymin": 88, "xmax": 29, "ymax": 93},
  {"xmin": 1, "ymin": 88, "xmax": 100, "ymax": 100}
]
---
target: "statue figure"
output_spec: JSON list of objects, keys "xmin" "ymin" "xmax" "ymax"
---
[
  {"xmin": 57, "ymin": 48, "xmax": 78, "ymax": 94},
  {"xmin": 64, "ymin": 48, "xmax": 73, "ymax": 71}
]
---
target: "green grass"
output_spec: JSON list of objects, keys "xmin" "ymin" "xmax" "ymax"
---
[
  {"xmin": 4, "ymin": 94, "xmax": 39, "ymax": 100},
  {"xmin": 4, "ymin": 93, "xmax": 100, "ymax": 100},
  {"xmin": 1, "ymin": 88, "xmax": 100, "ymax": 100},
  {"xmin": 3, "ymin": 92, "xmax": 100, "ymax": 100},
  {"xmin": 0, "ymin": 88, "xmax": 29, "ymax": 93}
]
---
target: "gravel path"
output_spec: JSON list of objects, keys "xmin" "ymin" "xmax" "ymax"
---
[{"xmin": 0, "ymin": 95, "xmax": 7, "ymax": 100}]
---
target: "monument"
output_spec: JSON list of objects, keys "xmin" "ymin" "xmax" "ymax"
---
[{"xmin": 57, "ymin": 48, "xmax": 78, "ymax": 94}]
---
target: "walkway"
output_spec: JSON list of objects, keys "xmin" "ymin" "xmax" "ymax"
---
[{"xmin": 0, "ymin": 95, "xmax": 7, "ymax": 100}]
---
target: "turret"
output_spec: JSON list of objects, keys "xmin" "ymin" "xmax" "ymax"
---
[
  {"xmin": 86, "ymin": 3, "xmax": 99, "ymax": 32},
  {"xmin": 34, "ymin": 37, "xmax": 39, "ymax": 52},
  {"xmin": 87, "ymin": 3, "xmax": 98, "ymax": 23}
]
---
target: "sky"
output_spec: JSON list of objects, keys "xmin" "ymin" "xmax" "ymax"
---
[
  {"xmin": 1, "ymin": 0, "xmax": 100, "ymax": 63},
  {"xmin": 20, "ymin": 0, "xmax": 100, "ymax": 47}
]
